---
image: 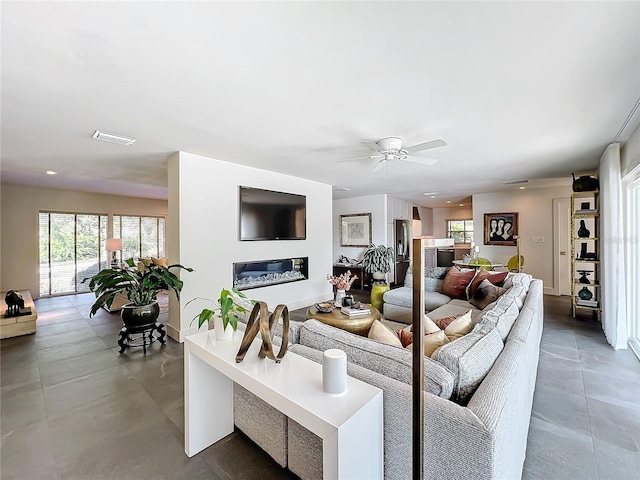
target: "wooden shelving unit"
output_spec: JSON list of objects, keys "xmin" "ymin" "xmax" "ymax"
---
[{"xmin": 570, "ymin": 190, "xmax": 601, "ymax": 319}]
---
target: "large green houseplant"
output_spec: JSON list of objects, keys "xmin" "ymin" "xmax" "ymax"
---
[{"xmin": 84, "ymin": 258, "xmax": 193, "ymax": 326}]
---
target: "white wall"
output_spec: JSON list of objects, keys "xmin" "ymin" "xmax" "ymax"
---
[
  {"xmin": 621, "ymin": 122, "xmax": 640, "ymax": 177},
  {"xmin": 0, "ymin": 183, "xmax": 168, "ymax": 297},
  {"xmin": 472, "ymin": 185, "xmax": 572, "ymax": 293},
  {"xmin": 416, "ymin": 206, "xmax": 434, "ymax": 236},
  {"xmin": 168, "ymin": 152, "xmax": 333, "ymax": 342},
  {"xmin": 332, "ymin": 195, "xmax": 387, "ymax": 263},
  {"xmin": 432, "ymin": 206, "xmax": 473, "ymax": 238}
]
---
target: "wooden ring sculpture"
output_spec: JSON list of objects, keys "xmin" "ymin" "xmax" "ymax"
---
[{"xmin": 235, "ymin": 301, "xmax": 289, "ymax": 364}]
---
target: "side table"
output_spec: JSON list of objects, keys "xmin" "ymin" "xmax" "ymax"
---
[{"xmin": 1, "ymin": 290, "xmax": 37, "ymax": 339}]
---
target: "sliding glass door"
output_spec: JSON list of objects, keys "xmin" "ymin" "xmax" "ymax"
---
[
  {"xmin": 113, "ymin": 215, "xmax": 166, "ymax": 262},
  {"xmin": 39, "ymin": 212, "xmax": 108, "ymax": 296},
  {"xmin": 624, "ymin": 169, "xmax": 640, "ymax": 359}
]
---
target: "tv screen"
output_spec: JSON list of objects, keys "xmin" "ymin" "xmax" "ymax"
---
[{"xmin": 239, "ymin": 187, "xmax": 306, "ymax": 241}]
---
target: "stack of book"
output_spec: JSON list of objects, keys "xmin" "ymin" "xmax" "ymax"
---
[
  {"xmin": 340, "ymin": 305, "xmax": 371, "ymax": 317},
  {"xmin": 576, "ymin": 299, "xmax": 598, "ymax": 308},
  {"xmin": 575, "ymin": 209, "xmax": 598, "ymax": 215}
]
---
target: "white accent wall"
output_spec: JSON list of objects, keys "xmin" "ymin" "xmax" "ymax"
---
[
  {"xmin": 472, "ymin": 185, "xmax": 572, "ymax": 293},
  {"xmin": 168, "ymin": 152, "xmax": 333, "ymax": 342}
]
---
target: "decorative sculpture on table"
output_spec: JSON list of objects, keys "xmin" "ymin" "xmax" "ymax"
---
[{"xmin": 236, "ymin": 301, "xmax": 289, "ymax": 364}]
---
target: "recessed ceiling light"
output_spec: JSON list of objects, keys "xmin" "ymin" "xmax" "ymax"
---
[
  {"xmin": 46, "ymin": 170, "xmax": 57, "ymax": 175},
  {"xmin": 459, "ymin": 204, "xmax": 464, "ymax": 207},
  {"xmin": 430, "ymin": 195, "xmax": 436, "ymax": 199},
  {"xmin": 423, "ymin": 192, "xmax": 439, "ymax": 196},
  {"xmin": 446, "ymin": 200, "xmax": 452, "ymax": 204},
  {"xmin": 519, "ymin": 186, "xmax": 526, "ymax": 190},
  {"xmin": 333, "ymin": 187, "xmax": 350, "ymax": 191},
  {"xmin": 92, "ymin": 130, "xmax": 137, "ymax": 145}
]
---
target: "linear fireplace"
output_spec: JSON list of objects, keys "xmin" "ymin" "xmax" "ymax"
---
[{"xmin": 233, "ymin": 257, "xmax": 308, "ymax": 291}]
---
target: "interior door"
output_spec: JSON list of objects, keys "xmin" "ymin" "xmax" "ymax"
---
[{"xmin": 555, "ymin": 198, "xmax": 571, "ymax": 295}]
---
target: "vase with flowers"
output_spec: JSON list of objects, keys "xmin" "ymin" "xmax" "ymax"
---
[{"xmin": 327, "ymin": 270, "xmax": 358, "ymax": 306}]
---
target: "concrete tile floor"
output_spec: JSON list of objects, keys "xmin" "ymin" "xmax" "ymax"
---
[{"xmin": 1, "ymin": 293, "xmax": 638, "ymax": 479}]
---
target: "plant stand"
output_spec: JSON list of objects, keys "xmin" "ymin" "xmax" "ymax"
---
[{"xmin": 118, "ymin": 322, "xmax": 166, "ymax": 354}]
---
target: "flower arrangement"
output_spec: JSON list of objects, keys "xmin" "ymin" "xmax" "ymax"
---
[{"xmin": 327, "ymin": 270, "xmax": 358, "ymax": 291}]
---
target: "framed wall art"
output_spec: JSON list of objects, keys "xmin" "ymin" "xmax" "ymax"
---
[
  {"xmin": 340, "ymin": 213, "xmax": 372, "ymax": 247},
  {"xmin": 484, "ymin": 212, "xmax": 518, "ymax": 246}
]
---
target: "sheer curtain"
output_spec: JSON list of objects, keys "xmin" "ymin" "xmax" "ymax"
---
[{"xmin": 599, "ymin": 143, "xmax": 628, "ymax": 349}]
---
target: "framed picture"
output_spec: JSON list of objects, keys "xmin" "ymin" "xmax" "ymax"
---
[
  {"xmin": 484, "ymin": 212, "xmax": 519, "ymax": 246},
  {"xmin": 340, "ymin": 213, "xmax": 372, "ymax": 247}
]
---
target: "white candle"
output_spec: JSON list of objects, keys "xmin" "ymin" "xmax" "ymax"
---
[
  {"xmin": 322, "ymin": 349, "xmax": 347, "ymax": 394},
  {"xmin": 470, "ymin": 241, "xmax": 475, "ymax": 249},
  {"xmin": 474, "ymin": 245, "xmax": 480, "ymax": 253}
]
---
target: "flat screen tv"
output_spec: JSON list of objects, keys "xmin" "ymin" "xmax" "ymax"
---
[{"xmin": 239, "ymin": 186, "xmax": 306, "ymax": 241}]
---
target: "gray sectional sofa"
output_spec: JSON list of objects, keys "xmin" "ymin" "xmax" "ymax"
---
[{"xmin": 232, "ymin": 273, "xmax": 543, "ymax": 480}]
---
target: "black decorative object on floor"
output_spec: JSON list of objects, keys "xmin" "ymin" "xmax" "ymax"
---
[
  {"xmin": 577, "ymin": 220, "xmax": 590, "ymax": 238},
  {"xmin": 118, "ymin": 322, "xmax": 166, "ymax": 354}
]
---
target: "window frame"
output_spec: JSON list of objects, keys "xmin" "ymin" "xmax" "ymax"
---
[{"xmin": 446, "ymin": 218, "xmax": 474, "ymax": 244}]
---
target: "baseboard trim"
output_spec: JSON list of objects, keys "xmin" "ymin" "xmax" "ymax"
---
[{"xmin": 543, "ymin": 286, "xmax": 556, "ymax": 296}]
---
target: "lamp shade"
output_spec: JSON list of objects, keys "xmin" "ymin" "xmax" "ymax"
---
[{"xmin": 106, "ymin": 238, "xmax": 122, "ymax": 251}]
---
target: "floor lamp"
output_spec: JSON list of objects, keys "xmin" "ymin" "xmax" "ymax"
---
[{"xmin": 106, "ymin": 238, "xmax": 122, "ymax": 268}]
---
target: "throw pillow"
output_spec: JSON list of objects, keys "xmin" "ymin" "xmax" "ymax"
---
[
  {"xmin": 441, "ymin": 268, "xmax": 476, "ymax": 300},
  {"xmin": 400, "ymin": 316, "xmax": 441, "ymax": 335},
  {"xmin": 443, "ymin": 309, "xmax": 474, "ymax": 341},
  {"xmin": 468, "ymin": 270, "xmax": 509, "ymax": 298},
  {"xmin": 432, "ymin": 311, "xmax": 467, "ymax": 330},
  {"xmin": 397, "ymin": 329, "xmax": 413, "ymax": 348},
  {"xmin": 470, "ymin": 279, "xmax": 507, "ymax": 310},
  {"xmin": 407, "ymin": 330, "xmax": 450, "ymax": 357},
  {"xmin": 368, "ymin": 320, "xmax": 403, "ymax": 347}
]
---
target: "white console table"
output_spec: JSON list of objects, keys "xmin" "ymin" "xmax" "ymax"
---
[{"xmin": 184, "ymin": 330, "xmax": 383, "ymax": 479}]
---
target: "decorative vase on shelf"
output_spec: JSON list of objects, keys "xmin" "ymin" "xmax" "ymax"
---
[
  {"xmin": 335, "ymin": 289, "xmax": 346, "ymax": 306},
  {"xmin": 577, "ymin": 220, "xmax": 590, "ymax": 238},
  {"xmin": 578, "ymin": 287, "xmax": 593, "ymax": 301},
  {"xmin": 213, "ymin": 315, "xmax": 234, "ymax": 341}
]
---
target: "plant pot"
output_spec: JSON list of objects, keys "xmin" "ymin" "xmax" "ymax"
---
[
  {"xmin": 370, "ymin": 283, "xmax": 390, "ymax": 312},
  {"xmin": 372, "ymin": 271, "xmax": 386, "ymax": 281},
  {"xmin": 213, "ymin": 315, "xmax": 234, "ymax": 341},
  {"xmin": 121, "ymin": 302, "xmax": 160, "ymax": 328}
]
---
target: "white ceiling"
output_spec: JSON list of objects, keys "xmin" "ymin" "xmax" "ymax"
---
[{"xmin": 2, "ymin": 1, "xmax": 639, "ymax": 208}]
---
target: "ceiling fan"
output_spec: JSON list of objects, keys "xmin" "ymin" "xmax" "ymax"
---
[{"xmin": 337, "ymin": 137, "xmax": 447, "ymax": 172}]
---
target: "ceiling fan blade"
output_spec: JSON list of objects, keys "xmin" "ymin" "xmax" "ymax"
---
[
  {"xmin": 361, "ymin": 141, "xmax": 385, "ymax": 153},
  {"xmin": 372, "ymin": 160, "xmax": 386, "ymax": 172},
  {"xmin": 335, "ymin": 154, "xmax": 382, "ymax": 162},
  {"xmin": 405, "ymin": 139, "xmax": 447, "ymax": 153},
  {"xmin": 402, "ymin": 155, "xmax": 439, "ymax": 166}
]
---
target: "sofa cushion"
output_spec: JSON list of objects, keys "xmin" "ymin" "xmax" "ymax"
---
[
  {"xmin": 442, "ymin": 309, "xmax": 474, "ymax": 340},
  {"xmin": 441, "ymin": 268, "xmax": 476, "ymax": 299},
  {"xmin": 299, "ymin": 319, "xmax": 455, "ymax": 398},
  {"xmin": 407, "ymin": 330, "xmax": 450, "ymax": 357},
  {"xmin": 368, "ymin": 319, "xmax": 402, "ymax": 347},
  {"xmin": 470, "ymin": 279, "xmax": 507, "ymax": 310},
  {"xmin": 475, "ymin": 300, "xmax": 520, "ymax": 341},
  {"xmin": 432, "ymin": 327, "xmax": 504, "ymax": 404},
  {"xmin": 502, "ymin": 272, "xmax": 532, "ymax": 291},
  {"xmin": 383, "ymin": 287, "xmax": 450, "ymax": 312}
]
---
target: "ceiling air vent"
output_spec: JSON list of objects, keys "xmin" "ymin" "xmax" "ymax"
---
[
  {"xmin": 92, "ymin": 130, "xmax": 137, "ymax": 145},
  {"xmin": 502, "ymin": 179, "xmax": 529, "ymax": 185}
]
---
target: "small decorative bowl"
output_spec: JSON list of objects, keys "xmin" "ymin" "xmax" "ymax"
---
[{"xmin": 314, "ymin": 302, "xmax": 336, "ymax": 313}]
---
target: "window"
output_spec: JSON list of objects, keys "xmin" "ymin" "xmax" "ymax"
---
[
  {"xmin": 39, "ymin": 212, "xmax": 108, "ymax": 296},
  {"xmin": 446, "ymin": 219, "xmax": 473, "ymax": 244},
  {"xmin": 113, "ymin": 215, "xmax": 166, "ymax": 262}
]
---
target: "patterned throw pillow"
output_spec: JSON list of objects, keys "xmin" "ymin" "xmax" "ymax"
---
[
  {"xmin": 432, "ymin": 312, "xmax": 466, "ymax": 330},
  {"xmin": 425, "ymin": 266, "xmax": 451, "ymax": 279},
  {"xmin": 441, "ymin": 268, "xmax": 476, "ymax": 299},
  {"xmin": 467, "ymin": 270, "xmax": 509, "ymax": 298},
  {"xmin": 470, "ymin": 279, "xmax": 507, "ymax": 310}
]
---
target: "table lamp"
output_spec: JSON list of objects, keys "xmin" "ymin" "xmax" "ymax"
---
[{"xmin": 106, "ymin": 238, "xmax": 122, "ymax": 268}]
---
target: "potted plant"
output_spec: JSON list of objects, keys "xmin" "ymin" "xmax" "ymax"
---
[
  {"xmin": 187, "ymin": 287, "xmax": 254, "ymax": 341},
  {"xmin": 84, "ymin": 258, "xmax": 193, "ymax": 327},
  {"xmin": 361, "ymin": 243, "xmax": 394, "ymax": 311},
  {"xmin": 361, "ymin": 243, "xmax": 395, "ymax": 281}
]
